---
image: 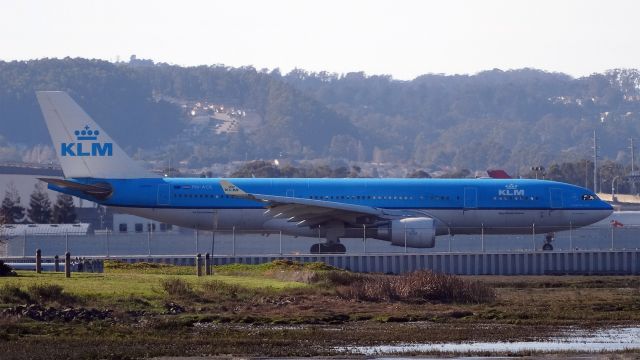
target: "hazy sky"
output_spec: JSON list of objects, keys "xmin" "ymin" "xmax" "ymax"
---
[{"xmin": 2, "ymin": 0, "xmax": 639, "ymax": 80}]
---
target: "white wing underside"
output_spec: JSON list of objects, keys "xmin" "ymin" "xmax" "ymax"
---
[{"xmin": 219, "ymin": 180, "xmax": 394, "ymax": 227}]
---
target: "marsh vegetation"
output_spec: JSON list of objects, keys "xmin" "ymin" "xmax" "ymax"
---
[{"xmin": 0, "ymin": 260, "xmax": 639, "ymax": 358}]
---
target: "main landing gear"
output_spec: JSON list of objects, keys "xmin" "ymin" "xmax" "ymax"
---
[
  {"xmin": 310, "ymin": 224, "xmax": 348, "ymax": 254},
  {"xmin": 310, "ymin": 242, "xmax": 346, "ymax": 254},
  {"xmin": 542, "ymin": 232, "xmax": 555, "ymax": 251}
]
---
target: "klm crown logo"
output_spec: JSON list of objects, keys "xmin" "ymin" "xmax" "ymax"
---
[
  {"xmin": 74, "ymin": 126, "xmax": 100, "ymax": 140},
  {"xmin": 61, "ymin": 125, "xmax": 113, "ymax": 157}
]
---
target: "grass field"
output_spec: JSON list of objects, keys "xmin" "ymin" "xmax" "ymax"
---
[{"xmin": 1, "ymin": 261, "xmax": 640, "ymax": 359}]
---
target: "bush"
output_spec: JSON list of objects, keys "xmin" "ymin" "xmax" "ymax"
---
[
  {"xmin": 0, "ymin": 284, "xmax": 31, "ymax": 303},
  {"xmin": 161, "ymin": 278, "xmax": 195, "ymax": 299},
  {"xmin": 200, "ymin": 280, "xmax": 244, "ymax": 301},
  {"xmin": 0, "ymin": 260, "xmax": 16, "ymax": 277},
  {"xmin": 1, "ymin": 283, "xmax": 77, "ymax": 306},
  {"xmin": 336, "ymin": 271, "xmax": 495, "ymax": 304},
  {"xmin": 27, "ymin": 284, "xmax": 77, "ymax": 305},
  {"xmin": 105, "ymin": 260, "xmax": 193, "ymax": 275},
  {"xmin": 311, "ymin": 270, "xmax": 364, "ymax": 286}
]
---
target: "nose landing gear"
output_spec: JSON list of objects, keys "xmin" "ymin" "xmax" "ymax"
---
[{"xmin": 542, "ymin": 232, "xmax": 555, "ymax": 251}]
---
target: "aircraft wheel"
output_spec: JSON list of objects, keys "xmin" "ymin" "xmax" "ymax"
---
[
  {"xmin": 310, "ymin": 243, "xmax": 346, "ymax": 254},
  {"xmin": 331, "ymin": 243, "xmax": 346, "ymax": 253},
  {"xmin": 542, "ymin": 243, "xmax": 553, "ymax": 251}
]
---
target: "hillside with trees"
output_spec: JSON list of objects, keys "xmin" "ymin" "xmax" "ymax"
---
[{"xmin": 2, "ymin": 58, "xmax": 640, "ymax": 176}]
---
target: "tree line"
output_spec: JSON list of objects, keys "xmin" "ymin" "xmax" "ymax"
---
[
  {"xmin": 0, "ymin": 183, "xmax": 76, "ymax": 224},
  {"xmin": 3, "ymin": 59, "xmax": 640, "ymax": 173},
  {"xmin": 231, "ymin": 159, "xmax": 637, "ymax": 195}
]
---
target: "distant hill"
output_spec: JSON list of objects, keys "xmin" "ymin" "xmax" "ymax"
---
[
  {"xmin": 283, "ymin": 68, "xmax": 640, "ymax": 172},
  {"xmin": 2, "ymin": 58, "xmax": 640, "ymax": 173}
]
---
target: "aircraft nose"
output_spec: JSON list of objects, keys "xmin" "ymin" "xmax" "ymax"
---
[{"xmin": 598, "ymin": 201, "xmax": 614, "ymax": 220}]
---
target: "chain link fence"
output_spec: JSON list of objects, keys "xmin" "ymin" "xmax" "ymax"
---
[{"xmin": 2, "ymin": 224, "xmax": 639, "ymax": 257}]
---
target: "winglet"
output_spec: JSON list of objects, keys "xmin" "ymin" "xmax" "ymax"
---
[{"xmin": 220, "ymin": 180, "xmax": 250, "ymax": 197}]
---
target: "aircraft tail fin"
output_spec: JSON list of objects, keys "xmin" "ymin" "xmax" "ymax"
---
[
  {"xmin": 487, "ymin": 169, "xmax": 512, "ymax": 179},
  {"xmin": 36, "ymin": 91, "xmax": 154, "ymax": 179}
]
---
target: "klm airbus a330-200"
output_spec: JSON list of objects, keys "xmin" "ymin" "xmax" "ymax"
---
[{"xmin": 35, "ymin": 91, "xmax": 613, "ymax": 253}]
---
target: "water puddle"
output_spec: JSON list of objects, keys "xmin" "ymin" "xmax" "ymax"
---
[{"xmin": 344, "ymin": 327, "xmax": 640, "ymax": 355}]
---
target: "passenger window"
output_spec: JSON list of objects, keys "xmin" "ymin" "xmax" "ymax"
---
[
  {"xmin": 135, "ymin": 223, "xmax": 143, "ymax": 232},
  {"xmin": 119, "ymin": 223, "xmax": 127, "ymax": 232}
]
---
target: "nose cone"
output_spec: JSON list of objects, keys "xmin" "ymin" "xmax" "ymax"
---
[{"xmin": 595, "ymin": 201, "xmax": 614, "ymax": 222}]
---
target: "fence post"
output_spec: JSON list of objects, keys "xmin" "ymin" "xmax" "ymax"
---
[
  {"xmin": 404, "ymin": 224, "xmax": 408, "ymax": 253},
  {"xmin": 205, "ymin": 252, "xmax": 211, "ymax": 275},
  {"xmin": 106, "ymin": 230, "xmax": 110, "ymax": 258},
  {"xmin": 211, "ymin": 229, "xmax": 216, "ymax": 256},
  {"xmin": 232, "ymin": 226, "xmax": 236, "ymax": 256},
  {"xmin": 196, "ymin": 253, "xmax": 202, "ymax": 277},
  {"xmin": 363, "ymin": 225, "xmax": 367, "ymax": 254},
  {"xmin": 481, "ymin": 224, "xmax": 485, "ymax": 252},
  {"xmin": 35, "ymin": 249, "xmax": 42, "ymax": 273},
  {"xmin": 611, "ymin": 225, "xmax": 614, "ymax": 250},
  {"xmin": 532, "ymin": 224, "xmax": 536, "ymax": 251},
  {"xmin": 569, "ymin": 222, "xmax": 573, "ymax": 251},
  {"xmin": 23, "ymin": 230, "xmax": 26, "ymax": 257},
  {"xmin": 65, "ymin": 231, "xmax": 69, "ymax": 253},
  {"xmin": 54, "ymin": 255, "xmax": 60, "ymax": 272},
  {"xmin": 195, "ymin": 228, "xmax": 199, "ymax": 254},
  {"xmin": 64, "ymin": 252, "xmax": 71, "ymax": 278},
  {"xmin": 147, "ymin": 228, "xmax": 151, "ymax": 256}
]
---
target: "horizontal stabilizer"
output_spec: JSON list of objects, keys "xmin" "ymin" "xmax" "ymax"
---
[{"xmin": 39, "ymin": 178, "xmax": 113, "ymax": 200}]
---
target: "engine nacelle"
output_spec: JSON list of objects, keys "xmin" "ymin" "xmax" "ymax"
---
[{"xmin": 376, "ymin": 217, "xmax": 436, "ymax": 248}]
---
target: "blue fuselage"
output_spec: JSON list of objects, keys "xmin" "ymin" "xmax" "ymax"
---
[{"xmin": 51, "ymin": 177, "xmax": 613, "ymax": 237}]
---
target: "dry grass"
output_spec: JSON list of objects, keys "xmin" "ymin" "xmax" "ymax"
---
[
  {"xmin": 335, "ymin": 270, "xmax": 496, "ymax": 304},
  {"xmin": 160, "ymin": 278, "xmax": 195, "ymax": 299}
]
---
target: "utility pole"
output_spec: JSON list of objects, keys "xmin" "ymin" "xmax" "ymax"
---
[
  {"xmin": 593, "ymin": 130, "xmax": 598, "ymax": 193},
  {"xmin": 630, "ymin": 138, "xmax": 636, "ymax": 173},
  {"xmin": 631, "ymin": 138, "xmax": 637, "ymax": 194}
]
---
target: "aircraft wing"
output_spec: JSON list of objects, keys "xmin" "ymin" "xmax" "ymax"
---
[{"xmin": 220, "ymin": 180, "xmax": 390, "ymax": 227}]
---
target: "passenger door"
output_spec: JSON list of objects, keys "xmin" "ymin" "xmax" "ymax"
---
[
  {"xmin": 464, "ymin": 187, "xmax": 478, "ymax": 209},
  {"xmin": 550, "ymin": 188, "xmax": 563, "ymax": 209},
  {"xmin": 157, "ymin": 184, "xmax": 170, "ymax": 206}
]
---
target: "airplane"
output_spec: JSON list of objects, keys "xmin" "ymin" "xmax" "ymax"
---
[{"xmin": 35, "ymin": 91, "xmax": 613, "ymax": 253}]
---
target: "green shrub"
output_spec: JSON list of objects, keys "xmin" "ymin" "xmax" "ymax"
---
[
  {"xmin": 201, "ymin": 280, "xmax": 241, "ymax": 299},
  {"xmin": 0, "ymin": 284, "xmax": 31, "ymax": 303},
  {"xmin": 312, "ymin": 270, "xmax": 364, "ymax": 286},
  {"xmin": 161, "ymin": 278, "xmax": 195, "ymax": 299},
  {"xmin": 27, "ymin": 284, "xmax": 77, "ymax": 305},
  {"xmin": 0, "ymin": 260, "xmax": 16, "ymax": 277}
]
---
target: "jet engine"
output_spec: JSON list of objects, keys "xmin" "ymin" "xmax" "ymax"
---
[{"xmin": 376, "ymin": 217, "xmax": 436, "ymax": 248}]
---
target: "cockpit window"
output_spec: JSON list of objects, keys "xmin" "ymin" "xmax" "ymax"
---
[{"xmin": 582, "ymin": 194, "xmax": 596, "ymax": 201}]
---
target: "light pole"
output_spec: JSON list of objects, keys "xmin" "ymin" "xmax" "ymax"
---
[
  {"xmin": 531, "ymin": 166, "xmax": 545, "ymax": 180},
  {"xmin": 612, "ymin": 176, "xmax": 621, "ymax": 202}
]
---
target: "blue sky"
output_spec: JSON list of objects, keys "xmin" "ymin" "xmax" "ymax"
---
[{"xmin": 2, "ymin": 0, "xmax": 639, "ymax": 79}]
